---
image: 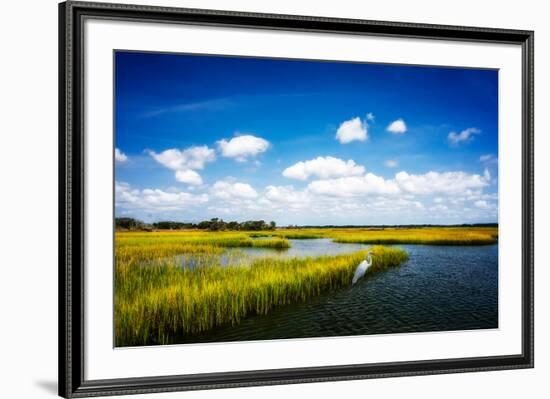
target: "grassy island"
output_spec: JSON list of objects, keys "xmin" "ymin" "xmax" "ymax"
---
[{"xmin": 115, "ymin": 230, "xmax": 408, "ymax": 346}]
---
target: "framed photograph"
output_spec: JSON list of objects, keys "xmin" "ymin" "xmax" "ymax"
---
[{"xmin": 59, "ymin": 1, "xmax": 534, "ymax": 397}]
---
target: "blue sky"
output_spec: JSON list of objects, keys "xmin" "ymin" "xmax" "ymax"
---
[{"xmin": 115, "ymin": 51, "xmax": 498, "ymax": 225}]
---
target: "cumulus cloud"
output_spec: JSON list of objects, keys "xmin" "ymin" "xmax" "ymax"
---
[
  {"xmin": 212, "ymin": 181, "xmax": 258, "ymax": 200},
  {"xmin": 148, "ymin": 145, "xmax": 215, "ymax": 185},
  {"xmin": 307, "ymin": 169, "xmax": 490, "ymax": 198},
  {"xmin": 149, "ymin": 146, "xmax": 215, "ymax": 170},
  {"xmin": 265, "ymin": 185, "xmax": 311, "ymax": 206},
  {"xmin": 386, "ymin": 119, "xmax": 407, "ymax": 134},
  {"xmin": 115, "ymin": 181, "xmax": 139, "ymax": 204},
  {"xmin": 141, "ymin": 189, "xmax": 208, "ymax": 206},
  {"xmin": 115, "ymin": 181, "xmax": 208, "ymax": 212},
  {"xmin": 384, "ymin": 159, "xmax": 398, "ymax": 168},
  {"xmin": 217, "ymin": 134, "xmax": 270, "ymax": 162},
  {"xmin": 335, "ymin": 117, "xmax": 368, "ymax": 144},
  {"xmin": 283, "ymin": 156, "xmax": 365, "ymax": 181},
  {"xmin": 366, "ymin": 112, "xmax": 375, "ymax": 121},
  {"xmin": 116, "ymin": 159, "xmax": 497, "ymax": 225},
  {"xmin": 395, "ymin": 169, "xmax": 490, "ymax": 195},
  {"xmin": 308, "ymin": 173, "xmax": 400, "ymax": 197},
  {"xmin": 175, "ymin": 169, "xmax": 203, "ymax": 185},
  {"xmin": 448, "ymin": 127, "xmax": 481, "ymax": 145},
  {"xmin": 241, "ymin": 178, "xmax": 495, "ymax": 224},
  {"xmin": 115, "ymin": 148, "xmax": 128, "ymax": 163}
]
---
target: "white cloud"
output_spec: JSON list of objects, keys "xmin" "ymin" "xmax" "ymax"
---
[
  {"xmin": 115, "ymin": 181, "xmax": 208, "ymax": 212},
  {"xmin": 335, "ymin": 117, "xmax": 367, "ymax": 144},
  {"xmin": 262, "ymin": 176, "xmax": 494, "ymax": 222},
  {"xmin": 117, "ymin": 152, "xmax": 497, "ymax": 225},
  {"xmin": 386, "ymin": 119, "xmax": 407, "ymax": 134},
  {"xmin": 115, "ymin": 148, "xmax": 128, "ymax": 163},
  {"xmin": 115, "ymin": 181, "xmax": 139, "ymax": 203},
  {"xmin": 141, "ymin": 189, "xmax": 208, "ymax": 206},
  {"xmin": 395, "ymin": 169, "xmax": 490, "ymax": 195},
  {"xmin": 448, "ymin": 127, "xmax": 481, "ymax": 144},
  {"xmin": 366, "ymin": 112, "xmax": 375, "ymax": 121},
  {"xmin": 308, "ymin": 173, "xmax": 400, "ymax": 197},
  {"xmin": 384, "ymin": 159, "xmax": 398, "ymax": 168},
  {"xmin": 175, "ymin": 169, "xmax": 203, "ymax": 185},
  {"xmin": 217, "ymin": 134, "xmax": 270, "ymax": 162},
  {"xmin": 212, "ymin": 181, "xmax": 258, "ymax": 200},
  {"xmin": 283, "ymin": 156, "xmax": 365, "ymax": 181},
  {"xmin": 182, "ymin": 146, "xmax": 217, "ymax": 169},
  {"xmin": 265, "ymin": 185, "xmax": 311, "ymax": 206},
  {"xmin": 149, "ymin": 146, "xmax": 215, "ymax": 170},
  {"xmin": 307, "ymin": 169, "xmax": 490, "ymax": 198},
  {"xmin": 148, "ymin": 145, "xmax": 215, "ymax": 185}
]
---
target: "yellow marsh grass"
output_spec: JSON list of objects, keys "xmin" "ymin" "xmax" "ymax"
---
[
  {"xmin": 115, "ymin": 245, "xmax": 408, "ymax": 346},
  {"xmin": 251, "ymin": 226, "xmax": 498, "ymax": 245},
  {"xmin": 116, "ymin": 231, "xmax": 290, "ymax": 263},
  {"xmin": 114, "ymin": 227, "xmax": 495, "ymax": 346},
  {"xmin": 116, "ymin": 231, "xmax": 290, "ymax": 249}
]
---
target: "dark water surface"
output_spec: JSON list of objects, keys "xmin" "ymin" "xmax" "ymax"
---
[{"xmin": 176, "ymin": 242, "xmax": 498, "ymax": 344}]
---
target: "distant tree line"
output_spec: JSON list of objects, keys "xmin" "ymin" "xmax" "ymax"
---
[
  {"xmin": 115, "ymin": 217, "xmax": 497, "ymax": 232},
  {"xmin": 115, "ymin": 217, "xmax": 276, "ymax": 232},
  {"xmin": 115, "ymin": 217, "xmax": 153, "ymax": 231}
]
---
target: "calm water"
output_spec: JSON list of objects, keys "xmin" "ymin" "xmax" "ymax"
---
[
  {"xmin": 243, "ymin": 238, "xmax": 369, "ymax": 258},
  {"xmin": 170, "ymin": 238, "xmax": 369, "ymax": 268},
  {"xmin": 173, "ymin": 240, "xmax": 498, "ymax": 344}
]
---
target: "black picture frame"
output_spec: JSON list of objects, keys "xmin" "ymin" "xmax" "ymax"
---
[{"xmin": 59, "ymin": 1, "xmax": 534, "ymax": 397}]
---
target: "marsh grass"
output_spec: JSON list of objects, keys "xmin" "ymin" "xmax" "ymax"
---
[
  {"xmin": 253, "ymin": 226, "xmax": 498, "ymax": 245},
  {"xmin": 117, "ymin": 227, "xmax": 497, "ymax": 248},
  {"xmin": 117, "ymin": 231, "xmax": 290, "ymax": 248},
  {"xmin": 116, "ymin": 231, "xmax": 289, "ymax": 261},
  {"xmin": 114, "ymin": 226, "xmax": 495, "ymax": 346},
  {"xmin": 115, "ymin": 245, "xmax": 408, "ymax": 346},
  {"xmin": 330, "ymin": 227, "xmax": 498, "ymax": 245}
]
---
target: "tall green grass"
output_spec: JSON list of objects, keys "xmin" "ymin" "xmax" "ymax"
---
[{"xmin": 115, "ymin": 245, "xmax": 408, "ymax": 346}]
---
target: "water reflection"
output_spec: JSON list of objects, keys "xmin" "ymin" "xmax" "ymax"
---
[{"xmin": 168, "ymin": 238, "xmax": 372, "ymax": 268}]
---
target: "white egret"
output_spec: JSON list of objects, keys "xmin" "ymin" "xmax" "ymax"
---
[{"xmin": 352, "ymin": 251, "xmax": 374, "ymax": 285}]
